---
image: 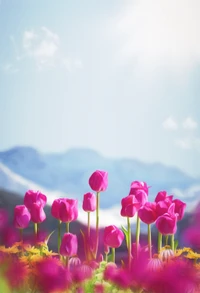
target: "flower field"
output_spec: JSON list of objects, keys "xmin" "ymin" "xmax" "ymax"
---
[{"xmin": 0, "ymin": 170, "xmax": 200, "ymax": 293}]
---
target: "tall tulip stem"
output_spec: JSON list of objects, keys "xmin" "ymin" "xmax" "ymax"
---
[
  {"xmin": 136, "ymin": 214, "xmax": 140, "ymax": 257},
  {"xmin": 66, "ymin": 222, "xmax": 70, "ymax": 233},
  {"xmin": 127, "ymin": 217, "xmax": 131, "ymax": 269},
  {"xmin": 148, "ymin": 224, "xmax": 152, "ymax": 259},
  {"xmin": 171, "ymin": 234, "xmax": 175, "ymax": 251},
  {"xmin": 58, "ymin": 220, "xmax": 61, "ymax": 253},
  {"xmin": 111, "ymin": 247, "xmax": 115, "ymax": 263},
  {"xmin": 95, "ymin": 192, "xmax": 100, "ymax": 258},
  {"xmin": 158, "ymin": 232, "xmax": 162, "ymax": 254},
  {"xmin": 34, "ymin": 223, "xmax": 38, "ymax": 241},
  {"xmin": 87, "ymin": 212, "xmax": 90, "ymax": 237}
]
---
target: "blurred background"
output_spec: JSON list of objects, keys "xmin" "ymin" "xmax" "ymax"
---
[{"xmin": 0, "ymin": 0, "xmax": 200, "ymax": 229}]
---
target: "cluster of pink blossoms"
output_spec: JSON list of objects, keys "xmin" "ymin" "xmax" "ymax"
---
[{"xmin": 2, "ymin": 169, "xmax": 200, "ymax": 293}]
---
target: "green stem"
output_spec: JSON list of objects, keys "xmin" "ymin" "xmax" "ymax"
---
[
  {"xmin": 105, "ymin": 253, "xmax": 108, "ymax": 263},
  {"xmin": 148, "ymin": 224, "xmax": 152, "ymax": 259},
  {"xmin": 136, "ymin": 214, "xmax": 140, "ymax": 257},
  {"xmin": 66, "ymin": 222, "xmax": 70, "ymax": 233},
  {"xmin": 19, "ymin": 228, "xmax": 23, "ymax": 242},
  {"xmin": 158, "ymin": 232, "xmax": 162, "ymax": 254},
  {"xmin": 87, "ymin": 212, "xmax": 90, "ymax": 237},
  {"xmin": 111, "ymin": 247, "xmax": 115, "ymax": 263},
  {"xmin": 171, "ymin": 234, "xmax": 175, "ymax": 251},
  {"xmin": 95, "ymin": 192, "xmax": 100, "ymax": 258},
  {"xmin": 58, "ymin": 220, "xmax": 61, "ymax": 253},
  {"xmin": 34, "ymin": 223, "xmax": 38, "ymax": 241},
  {"xmin": 127, "ymin": 217, "xmax": 131, "ymax": 269}
]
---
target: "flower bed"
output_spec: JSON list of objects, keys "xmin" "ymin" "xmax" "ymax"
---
[{"xmin": 0, "ymin": 170, "xmax": 200, "ymax": 293}]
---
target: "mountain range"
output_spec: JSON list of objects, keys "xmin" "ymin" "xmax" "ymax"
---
[{"xmin": 0, "ymin": 146, "xmax": 199, "ymax": 209}]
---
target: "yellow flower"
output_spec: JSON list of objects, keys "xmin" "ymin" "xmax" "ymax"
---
[
  {"xmin": 185, "ymin": 250, "xmax": 200, "ymax": 260},
  {"xmin": 25, "ymin": 246, "xmax": 40, "ymax": 255},
  {"xmin": 0, "ymin": 245, "xmax": 20, "ymax": 254}
]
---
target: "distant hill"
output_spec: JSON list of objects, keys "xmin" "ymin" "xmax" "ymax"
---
[{"xmin": 0, "ymin": 146, "xmax": 199, "ymax": 208}]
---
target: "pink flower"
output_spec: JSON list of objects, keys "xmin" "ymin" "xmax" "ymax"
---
[
  {"xmin": 30, "ymin": 202, "xmax": 46, "ymax": 223},
  {"xmin": 134, "ymin": 189, "xmax": 148, "ymax": 207},
  {"xmin": 89, "ymin": 170, "xmax": 108, "ymax": 192},
  {"xmin": 14, "ymin": 205, "xmax": 31, "ymax": 229},
  {"xmin": 24, "ymin": 190, "xmax": 47, "ymax": 210},
  {"xmin": 129, "ymin": 181, "xmax": 149, "ymax": 195},
  {"xmin": 51, "ymin": 198, "xmax": 63, "ymax": 220},
  {"xmin": 138, "ymin": 202, "xmax": 157, "ymax": 224},
  {"xmin": 156, "ymin": 198, "xmax": 173, "ymax": 217},
  {"xmin": 173, "ymin": 199, "xmax": 186, "ymax": 221},
  {"xmin": 155, "ymin": 191, "xmax": 173, "ymax": 203},
  {"xmin": 104, "ymin": 225, "xmax": 124, "ymax": 248},
  {"xmin": 82, "ymin": 192, "xmax": 96, "ymax": 212},
  {"xmin": 120, "ymin": 194, "xmax": 140, "ymax": 217},
  {"xmin": 155, "ymin": 204, "xmax": 177, "ymax": 235},
  {"xmin": 60, "ymin": 233, "xmax": 78, "ymax": 257},
  {"xmin": 59, "ymin": 199, "xmax": 78, "ymax": 223}
]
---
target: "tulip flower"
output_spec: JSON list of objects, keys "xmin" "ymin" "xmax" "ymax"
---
[
  {"xmin": 88, "ymin": 170, "xmax": 108, "ymax": 192},
  {"xmin": 155, "ymin": 190, "xmax": 173, "ymax": 203},
  {"xmin": 129, "ymin": 180, "xmax": 149, "ymax": 195},
  {"xmin": 24, "ymin": 190, "xmax": 47, "ymax": 210},
  {"xmin": 30, "ymin": 202, "xmax": 46, "ymax": 224},
  {"xmin": 14, "ymin": 205, "xmax": 31, "ymax": 229},
  {"xmin": 104, "ymin": 225, "xmax": 124, "ymax": 263},
  {"xmin": 82, "ymin": 192, "xmax": 96, "ymax": 212},
  {"xmin": 173, "ymin": 199, "xmax": 186, "ymax": 221},
  {"xmin": 60, "ymin": 233, "xmax": 78, "ymax": 257},
  {"xmin": 59, "ymin": 199, "xmax": 78, "ymax": 228},
  {"xmin": 88, "ymin": 170, "xmax": 108, "ymax": 260},
  {"xmin": 51, "ymin": 198, "xmax": 63, "ymax": 220},
  {"xmin": 120, "ymin": 195, "xmax": 140, "ymax": 218}
]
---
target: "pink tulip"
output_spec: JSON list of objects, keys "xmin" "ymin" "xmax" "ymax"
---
[
  {"xmin": 30, "ymin": 202, "xmax": 46, "ymax": 223},
  {"xmin": 59, "ymin": 199, "xmax": 78, "ymax": 223},
  {"xmin": 134, "ymin": 189, "xmax": 148, "ymax": 207},
  {"xmin": 82, "ymin": 192, "xmax": 96, "ymax": 212},
  {"xmin": 60, "ymin": 233, "xmax": 78, "ymax": 257},
  {"xmin": 173, "ymin": 199, "xmax": 186, "ymax": 221},
  {"xmin": 51, "ymin": 198, "xmax": 63, "ymax": 220},
  {"xmin": 24, "ymin": 190, "xmax": 47, "ymax": 210},
  {"xmin": 155, "ymin": 191, "xmax": 173, "ymax": 203},
  {"xmin": 156, "ymin": 197, "xmax": 173, "ymax": 217},
  {"xmin": 129, "ymin": 181, "xmax": 149, "ymax": 195},
  {"xmin": 89, "ymin": 170, "xmax": 108, "ymax": 192},
  {"xmin": 120, "ymin": 194, "xmax": 140, "ymax": 217},
  {"xmin": 14, "ymin": 205, "xmax": 31, "ymax": 229},
  {"xmin": 156, "ymin": 204, "xmax": 177, "ymax": 235},
  {"xmin": 104, "ymin": 225, "xmax": 124, "ymax": 248},
  {"xmin": 138, "ymin": 202, "xmax": 157, "ymax": 224}
]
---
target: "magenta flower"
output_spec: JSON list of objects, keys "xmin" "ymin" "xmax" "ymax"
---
[
  {"xmin": 14, "ymin": 205, "xmax": 31, "ymax": 229},
  {"xmin": 30, "ymin": 202, "xmax": 46, "ymax": 223},
  {"xmin": 155, "ymin": 204, "xmax": 177, "ymax": 235},
  {"xmin": 24, "ymin": 190, "xmax": 47, "ymax": 210},
  {"xmin": 82, "ymin": 192, "xmax": 96, "ymax": 212},
  {"xmin": 88, "ymin": 170, "xmax": 108, "ymax": 192},
  {"xmin": 59, "ymin": 199, "xmax": 78, "ymax": 223},
  {"xmin": 173, "ymin": 199, "xmax": 186, "ymax": 220},
  {"xmin": 104, "ymin": 225, "xmax": 124, "ymax": 248},
  {"xmin": 138, "ymin": 202, "xmax": 157, "ymax": 224},
  {"xmin": 60, "ymin": 233, "xmax": 78, "ymax": 257},
  {"xmin": 134, "ymin": 189, "xmax": 148, "ymax": 207},
  {"xmin": 129, "ymin": 180, "xmax": 149, "ymax": 195},
  {"xmin": 120, "ymin": 194, "xmax": 140, "ymax": 217},
  {"xmin": 156, "ymin": 198, "xmax": 173, "ymax": 217},
  {"xmin": 155, "ymin": 191, "xmax": 173, "ymax": 203},
  {"xmin": 51, "ymin": 198, "xmax": 63, "ymax": 220}
]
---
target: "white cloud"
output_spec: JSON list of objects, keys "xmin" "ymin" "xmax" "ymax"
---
[
  {"xmin": 112, "ymin": 0, "xmax": 200, "ymax": 73},
  {"xmin": 162, "ymin": 117, "xmax": 178, "ymax": 131},
  {"xmin": 63, "ymin": 58, "xmax": 83, "ymax": 72},
  {"xmin": 182, "ymin": 117, "xmax": 198, "ymax": 130}
]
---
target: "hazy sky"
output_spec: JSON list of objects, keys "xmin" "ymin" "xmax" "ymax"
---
[{"xmin": 0, "ymin": 0, "xmax": 200, "ymax": 177}]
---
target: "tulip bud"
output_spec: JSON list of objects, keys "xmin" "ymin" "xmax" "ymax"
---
[
  {"xmin": 120, "ymin": 194, "xmax": 140, "ymax": 217},
  {"xmin": 24, "ymin": 190, "xmax": 47, "ymax": 210},
  {"xmin": 129, "ymin": 180, "xmax": 149, "ymax": 195},
  {"xmin": 51, "ymin": 198, "xmax": 63, "ymax": 220},
  {"xmin": 138, "ymin": 202, "xmax": 157, "ymax": 224},
  {"xmin": 172, "ymin": 199, "xmax": 186, "ymax": 221},
  {"xmin": 156, "ymin": 212, "xmax": 177, "ymax": 235},
  {"xmin": 14, "ymin": 205, "xmax": 31, "ymax": 229},
  {"xmin": 89, "ymin": 170, "xmax": 108, "ymax": 192},
  {"xmin": 104, "ymin": 225, "xmax": 124, "ymax": 248},
  {"xmin": 82, "ymin": 192, "xmax": 96, "ymax": 212},
  {"xmin": 60, "ymin": 233, "xmax": 78, "ymax": 257},
  {"xmin": 30, "ymin": 202, "xmax": 46, "ymax": 223},
  {"xmin": 59, "ymin": 199, "xmax": 78, "ymax": 223}
]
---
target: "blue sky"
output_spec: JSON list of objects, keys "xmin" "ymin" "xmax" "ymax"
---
[{"xmin": 0, "ymin": 0, "xmax": 200, "ymax": 177}]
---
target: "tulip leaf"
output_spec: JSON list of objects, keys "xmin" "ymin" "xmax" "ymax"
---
[
  {"xmin": 45, "ymin": 230, "xmax": 55, "ymax": 245},
  {"xmin": 121, "ymin": 225, "xmax": 129, "ymax": 247}
]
